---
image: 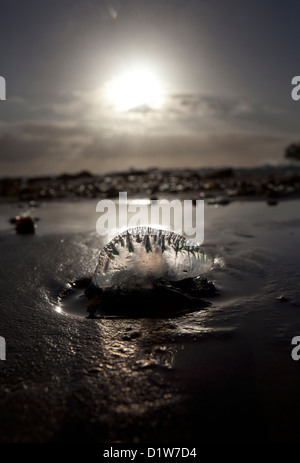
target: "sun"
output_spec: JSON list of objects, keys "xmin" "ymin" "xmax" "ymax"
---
[{"xmin": 107, "ymin": 66, "xmax": 163, "ymax": 111}]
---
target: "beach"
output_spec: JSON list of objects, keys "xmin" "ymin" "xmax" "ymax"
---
[{"xmin": 1, "ymin": 168, "xmax": 300, "ymax": 443}]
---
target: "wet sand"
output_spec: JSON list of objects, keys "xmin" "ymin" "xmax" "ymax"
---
[{"xmin": 0, "ymin": 192, "xmax": 300, "ymax": 443}]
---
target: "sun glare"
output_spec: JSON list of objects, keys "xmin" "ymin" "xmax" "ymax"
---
[{"xmin": 107, "ymin": 66, "xmax": 163, "ymax": 111}]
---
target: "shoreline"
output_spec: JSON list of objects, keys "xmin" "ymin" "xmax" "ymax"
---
[{"xmin": 1, "ymin": 164, "xmax": 300, "ymax": 204}]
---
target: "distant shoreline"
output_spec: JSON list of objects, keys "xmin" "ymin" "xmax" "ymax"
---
[{"xmin": 1, "ymin": 163, "xmax": 300, "ymax": 204}]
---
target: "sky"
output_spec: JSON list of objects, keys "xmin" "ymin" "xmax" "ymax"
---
[{"xmin": 0, "ymin": 0, "xmax": 300, "ymax": 176}]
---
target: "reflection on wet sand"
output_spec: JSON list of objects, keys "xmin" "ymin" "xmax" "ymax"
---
[{"xmin": 91, "ymin": 318, "xmax": 186, "ymax": 417}]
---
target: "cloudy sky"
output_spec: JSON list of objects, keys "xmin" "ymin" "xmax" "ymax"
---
[{"xmin": 0, "ymin": 0, "xmax": 300, "ymax": 176}]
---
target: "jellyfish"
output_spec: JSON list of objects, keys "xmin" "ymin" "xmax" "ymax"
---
[{"xmin": 84, "ymin": 228, "xmax": 214, "ymax": 317}]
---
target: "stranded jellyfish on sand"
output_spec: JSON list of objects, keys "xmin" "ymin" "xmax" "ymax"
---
[{"xmin": 84, "ymin": 227, "xmax": 215, "ymax": 317}]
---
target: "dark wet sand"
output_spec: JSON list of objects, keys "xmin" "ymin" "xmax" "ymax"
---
[{"xmin": 1, "ymin": 194, "xmax": 300, "ymax": 443}]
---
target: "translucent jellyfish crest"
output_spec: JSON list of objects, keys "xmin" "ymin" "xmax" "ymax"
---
[{"xmin": 92, "ymin": 227, "xmax": 212, "ymax": 290}]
